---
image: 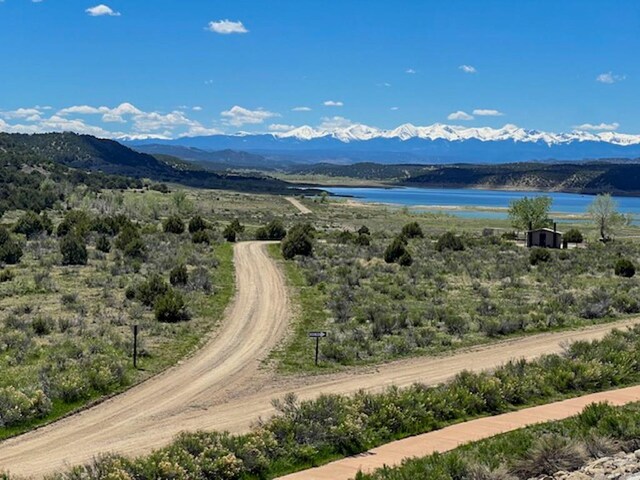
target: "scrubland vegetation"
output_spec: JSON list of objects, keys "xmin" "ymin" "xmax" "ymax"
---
[
  {"xmin": 0, "ymin": 187, "xmax": 244, "ymax": 435},
  {"xmin": 279, "ymin": 222, "xmax": 640, "ymax": 368},
  {"xmin": 36, "ymin": 326, "xmax": 640, "ymax": 479}
]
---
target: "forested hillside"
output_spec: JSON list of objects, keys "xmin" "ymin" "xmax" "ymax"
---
[
  {"xmin": 403, "ymin": 162, "xmax": 640, "ymax": 195},
  {"xmin": 0, "ymin": 132, "xmax": 303, "ymax": 197}
]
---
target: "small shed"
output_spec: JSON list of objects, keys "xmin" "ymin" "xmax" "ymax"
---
[{"xmin": 527, "ymin": 224, "xmax": 563, "ymax": 249}]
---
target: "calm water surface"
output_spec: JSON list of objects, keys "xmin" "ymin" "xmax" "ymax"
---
[{"xmin": 324, "ymin": 187, "xmax": 640, "ymax": 220}]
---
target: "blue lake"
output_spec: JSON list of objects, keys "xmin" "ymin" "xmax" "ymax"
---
[{"xmin": 323, "ymin": 187, "xmax": 640, "ymax": 220}]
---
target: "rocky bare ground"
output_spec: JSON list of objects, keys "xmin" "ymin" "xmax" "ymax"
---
[{"xmin": 535, "ymin": 450, "xmax": 640, "ymax": 480}]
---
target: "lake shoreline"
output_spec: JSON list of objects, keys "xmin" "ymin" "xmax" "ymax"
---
[{"xmin": 322, "ymin": 186, "xmax": 640, "ymax": 222}]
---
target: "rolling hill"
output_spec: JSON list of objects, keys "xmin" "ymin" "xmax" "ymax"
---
[{"xmin": 0, "ymin": 132, "xmax": 304, "ymax": 194}]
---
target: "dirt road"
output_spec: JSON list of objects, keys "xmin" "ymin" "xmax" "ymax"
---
[
  {"xmin": 0, "ymin": 240, "xmax": 638, "ymax": 477},
  {"xmin": 0, "ymin": 241, "xmax": 290, "ymax": 477},
  {"xmin": 285, "ymin": 196, "xmax": 312, "ymax": 214}
]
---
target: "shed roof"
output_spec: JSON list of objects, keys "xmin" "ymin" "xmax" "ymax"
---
[{"xmin": 528, "ymin": 227, "xmax": 563, "ymax": 235}]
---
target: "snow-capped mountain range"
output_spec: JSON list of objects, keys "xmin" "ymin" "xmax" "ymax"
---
[
  {"xmin": 272, "ymin": 123, "xmax": 640, "ymax": 146},
  {"xmin": 127, "ymin": 123, "xmax": 640, "ymax": 165}
]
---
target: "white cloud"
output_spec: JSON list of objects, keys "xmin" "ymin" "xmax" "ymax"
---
[
  {"xmin": 323, "ymin": 100, "xmax": 344, "ymax": 107},
  {"xmin": 459, "ymin": 64, "xmax": 477, "ymax": 74},
  {"xmin": 86, "ymin": 4, "xmax": 120, "ymax": 17},
  {"xmin": 405, "ymin": 68, "xmax": 416, "ymax": 74},
  {"xmin": 376, "ymin": 82, "xmax": 392, "ymax": 87},
  {"xmin": 292, "ymin": 106, "xmax": 311, "ymax": 112},
  {"xmin": 103, "ymin": 102, "xmax": 143, "ymax": 122},
  {"xmin": 319, "ymin": 116, "xmax": 353, "ymax": 130},
  {"xmin": 268, "ymin": 123, "xmax": 296, "ymax": 132},
  {"xmin": 596, "ymin": 72, "xmax": 626, "ymax": 84},
  {"xmin": 192, "ymin": 106, "xmax": 203, "ymax": 111},
  {"xmin": 207, "ymin": 20, "xmax": 248, "ymax": 34},
  {"xmin": 447, "ymin": 110, "xmax": 474, "ymax": 121},
  {"xmin": 220, "ymin": 105, "xmax": 279, "ymax": 127},
  {"xmin": 0, "ymin": 108, "xmax": 43, "ymax": 120},
  {"xmin": 57, "ymin": 102, "xmax": 143, "ymax": 123},
  {"xmin": 390, "ymin": 107, "xmax": 399, "ymax": 111},
  {"xmin": 473, "ymin": 109, "xmax": 504, "ymax": 116},
  {"xmin": 1, "ymin": 102, "xmax": 221, "ymax": 139},
  {"xmin": 573, "ymin": 122, "xmax": 619, "ymax": 131}
]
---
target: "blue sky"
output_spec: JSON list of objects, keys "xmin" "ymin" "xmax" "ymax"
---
[{"xmin": 0, "ymin": 0, "xmax": 638, "ymax": 138}]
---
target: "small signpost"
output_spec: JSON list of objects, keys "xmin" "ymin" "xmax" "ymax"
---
[
  {"xmin": 132, "ymin": 324, "xmax": 139, "ymax": 369},
  {"xmin": 308, "ymin": 331, "xmax": 327, "ymax": 366}
]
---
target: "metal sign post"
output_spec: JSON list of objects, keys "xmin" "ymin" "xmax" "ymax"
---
[
  {"xmin": 308, "ymin": 331, "xmax": 327, "ymax": 366},
  {"xmin": 133, "ymin": 325, "xmax": 139, "ymax": 369}
]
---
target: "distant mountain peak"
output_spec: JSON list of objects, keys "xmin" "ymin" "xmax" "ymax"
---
[{"xmin": 266, "ymin": 123, "xmax": 640, "ymax": 146}]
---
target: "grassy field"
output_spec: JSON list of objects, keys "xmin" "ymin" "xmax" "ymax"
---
[
  {"xmin": 0, "ymin": 187, "xmax": 238, "ymax": 437},
  {"xmin": 272, "ymin": 211, "xmax": 640, "ymax": 370}
]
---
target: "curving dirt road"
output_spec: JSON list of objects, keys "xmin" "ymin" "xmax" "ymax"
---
[
  {"xmin": 0, "ymin": 241, "xmax": 638, "ymax": 477},
  {"xmin": 0, "ymin": 241, "xmax": 290, "ymax": 477}
]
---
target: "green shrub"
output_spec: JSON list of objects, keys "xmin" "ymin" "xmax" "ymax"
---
[
  {"xmin": 56, "ymin": 210, "xmax": 91, "ymax": 238},
  {"xmin": 335, "ymin": 230, "xmax": 355, "ymax": 244},
  {"xmin": 398, "ymin": 251, "xmax": 413, "ymax": 266},
  {"xmin": 60, "ymin": 235, "xmax": 88, "ymax": 266},
  {"xmin": 401, "ymin": 221, "xmax": 424, "ymax": 239},
  {"xmin": 358, "ymin": 225, "xmax": 370, "ymax": 235},
  {"xmin": 192, "ymin": 230, "xmax": 211, "ymax": 244},
  {"xmin": 91, "ymin": 214, "xmax": 124, "ymax": 236},
  {"xmin": 0, "ymin": 269, "xmax": 14, "ymax": 282},
  {"xmin": 115, "ymin": 223, "xmax": 146, "ymax": 259},
  {"xmin": 0, "ymin": 387, "xmax": 51, "ymax": 428},
  {"xmin": 282, "ymin": 224, "xmax": 314, "ymax": 259},
  {"xmin": 135, "ymin": 274, "xmax": 169, "ymax": 306},
  {"xmin": 512, "ymin": 434, "xmax": 588, "ymax": 478},
  {"xmin": 223, "ymin": 219, "xmax": 245, "ymax": 242},
  {"xmin": 529, "ymin": 247, "xmax": 551, "ymax": 265},
  {"xmin": 170, "ymin": 264, "xmax": 189, "ymax": 286},
  {"xmin": 163, "ymin": 215, "xmax": 185, "ymax": 234},
  {"xmin": 0, "ymin": 236, "xmax": 23, "ymax": 264},
  {"xmin": 0, "ymin": 226, "xmax": 10, "ymax": 245},
  {"xmin": 501, "ymin": 231, "xmax": 517, "ymax": 240},
  {"xmin": 154, "ymin": 289, "xmax": 191, "ymax": 323},
  {"xmin": 255, "ymin": 219, "xmax": 287, "ymax": 240},
  {"xmin": 188, "ymin": 215, "xmax": 207, "ymax": 233},
  {"xmin": 13, "ymin": 211, "xmax": 53, "ymax": 239},
  {"xmin": 150, "ymin": 182, "xmax": 170, "ymax": 193},
  {"xmin": 436, "ymin": 232, "xmax": 464, "ymax": 251},
  {"xmin": 123, "ymin": 238, "xmax": 146, "ymax": 259},
  {"xmin": 614, "ymin": 258, "xmax": 635, "ymax": 278},
  {"xmin": 32, "ymin": 315, "xmax": 54, "ymax": 335},
  {"xmin": 384, "ymin": 236, "xmax": 408, "ymax": 263},
  {"xmin": 355, "ymin": 233, "xmax": 371, "ymax": 246},
  {"xmin": 564, "ymin": 228, "xmax": 584, "ymax": 244},
  {"xmin": 95, "ymin": 235, "xmax": 111, "ymax": 253},
  {"xmin": 115, "ymin": 223, "xmax": 140, "ymax": 250}
]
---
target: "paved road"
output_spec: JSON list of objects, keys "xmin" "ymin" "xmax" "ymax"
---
[
  {"xmin": 0, "ymin": 240, "xmax": 638, "ymax": 477},
  {"xmin": 279, "ymin": 385, "xmax": 640, "ymax": 480}
]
